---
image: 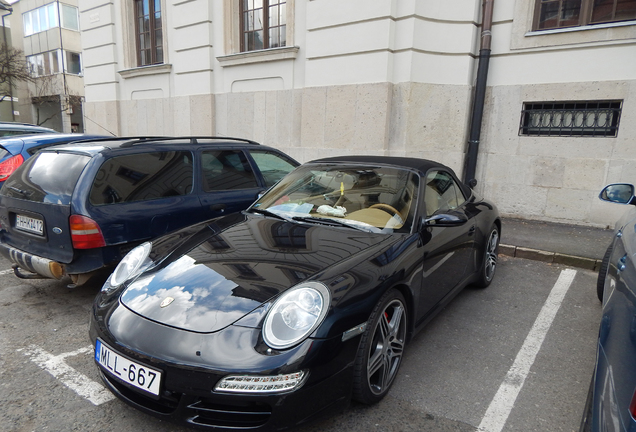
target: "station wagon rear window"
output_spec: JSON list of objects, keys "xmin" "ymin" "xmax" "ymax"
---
[
  {"xmin": 89, "ymin": 151, "xmax": 193, "ymax": 205},
  {"xmin": 0, "ymin": 152, "xmax": 91, "ymax": 205}
]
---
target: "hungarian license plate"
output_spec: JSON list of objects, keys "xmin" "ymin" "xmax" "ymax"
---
[
  {"xmin": 15, "ymin": 214, "xmax": 43, "ymax": 235},
  {"xmin": 95, "ymin": 339, "xmax": 162, "ymax": 397}
]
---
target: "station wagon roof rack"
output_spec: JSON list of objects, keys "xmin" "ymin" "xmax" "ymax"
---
[
  {"xmin": 64, "ymin": 136, "xmax": 167, "ymax": 145},
  {"xmin": 118, "ymin": 136, "xmax": 261, "ymax": 148}
]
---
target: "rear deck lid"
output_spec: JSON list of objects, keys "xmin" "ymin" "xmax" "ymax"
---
[{"xmin": 0, "ymin": 151, "xmax": 91, "ymax": 262}]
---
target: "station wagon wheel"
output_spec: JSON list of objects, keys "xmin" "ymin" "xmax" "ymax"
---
[
  {"xmin": 353, "ymin": 289, "xmax": 407, "ymax": 404},
  {"xmin": 475, "ymin": 224, "xmax": 499, "ymax": 288}
]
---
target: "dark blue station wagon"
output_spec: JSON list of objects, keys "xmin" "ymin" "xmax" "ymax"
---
[{"xmin": 0, "ymin": 137, "xmax": 298, "ymax": 287}]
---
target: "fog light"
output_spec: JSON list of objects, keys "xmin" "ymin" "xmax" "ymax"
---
[{"xmin": 215, "ymin": 371, "xmax": 306, "ymax": 393}]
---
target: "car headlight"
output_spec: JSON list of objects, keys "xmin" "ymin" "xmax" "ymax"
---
[
  {"xmin": 262, "ymin": 281, "xmax": 330, "ymax": 350},
  {"xmin": 104, "ymin": 242, "xmax": 153, "ymax": 291}
]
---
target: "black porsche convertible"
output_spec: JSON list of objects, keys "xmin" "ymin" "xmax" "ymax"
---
[{"xmin": 89, "ymin": 155, "xmax": 500, "ymax": 430}]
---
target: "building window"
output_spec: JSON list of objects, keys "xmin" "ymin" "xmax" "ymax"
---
[
  {"xmin": 270, "ymin": 222, "xmax": 307, "ymax": 249},
  {"xmin": 134, "ymin": 0, "xmax": 163, "ymax": 66},
  {"xmin": 534, "ymin": 0, "xmax": 636, "ymax": 30},
  {"xmin": 241, "ymin": 0, "xmax": 287, "ymax": 52},
  {"xmin": 65, "ymin": 51, "xmax": 82, "ymax": 75},
  {"xmin": 228, "ymin": 263, "xmax": 262, "ymax": 280},
  {"xmin": 519, "ymin": 101, "xmax": 622, "ymax": 137},
  {"xmin": 27, "ymin": 51, "xmax": 60, "ymax": 77},
  {"xmin": 27, "ymin": 50, "xmax": 82, "ymax": 77},
  {"xmin": 23, "ymin": 3, "xmax": 79, "ymax": 36},
  {"xmin": 60, "ymin": 4, "xmax": 79, "ymax": 30}
]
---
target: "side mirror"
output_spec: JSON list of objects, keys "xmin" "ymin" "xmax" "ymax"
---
[
  {"xmin": 423, "ymin": 212, "xmax": 468, "ymax": 227},
  {"xmin": 599, "ymin": 184, "xmax": 636, "ymax": 205}
]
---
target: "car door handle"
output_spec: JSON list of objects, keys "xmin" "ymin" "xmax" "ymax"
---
[
  {"xmin": 468, "ymin": 225, "xmax": 476, "ymax": 235},
  {"xmin": 618, "ymin": 254, "xmax": 628, "ymax": 272},
  {"xmin": 210, "ymin": 204, "xmax": 226, "ymax": 212}
]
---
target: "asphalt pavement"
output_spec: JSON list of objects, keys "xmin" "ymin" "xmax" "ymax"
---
[{"xmin": 500, "ymin": 217, "xmax": 614, "ymax": 271}]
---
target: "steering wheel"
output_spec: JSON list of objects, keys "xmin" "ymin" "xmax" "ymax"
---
[{"xmin": 369, "ymin": 203, "xmax": 400, "ymax": 217}]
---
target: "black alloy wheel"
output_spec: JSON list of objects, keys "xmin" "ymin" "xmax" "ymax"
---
[
  {"xmin": 475, "ymin": 224, "xmax": 499, "ymax": 288},
  {"xmin": 353, "ymin": 289, "xmax": 407, "ymax": 404}
]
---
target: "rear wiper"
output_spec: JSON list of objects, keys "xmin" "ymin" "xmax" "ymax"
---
[
  {"xmin": 8, "ymin": 186, "xmax": 30, "ymax": 197},
  {"xmin": 292, "ymin": 216, "xmax": 366, "ymax": 231}
]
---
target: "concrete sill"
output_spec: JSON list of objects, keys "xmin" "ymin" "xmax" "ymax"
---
[
  {"xmin": 217, "ymin": 46, "xmax": 299, "ymax": 67},
  {"xmin": 118, "ymin": 64, "xmax": 173, "ymax": 79}
]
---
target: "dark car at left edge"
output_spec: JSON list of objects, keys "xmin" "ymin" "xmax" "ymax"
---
[
  {"xmin": 89, "ymin": 155, "xmax": 501, "ymax": 430},
  {"xmin": 0, "ymin": 136, "xmax": 298, "ymax": 287}
]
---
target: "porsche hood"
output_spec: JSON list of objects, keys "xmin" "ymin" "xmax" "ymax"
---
[{"xmin": 119, "ymin": 213, "xmax": 397, "ymax": 333}]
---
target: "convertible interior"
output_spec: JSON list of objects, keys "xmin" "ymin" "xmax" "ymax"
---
[{"xmin": 264, "ymin": 168, "xmax": 419, "ymax": 230}]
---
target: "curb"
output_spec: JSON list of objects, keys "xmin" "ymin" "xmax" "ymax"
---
[{"xmin": 500, "ymin": 244, "xmax": 601, "ymax": 271}]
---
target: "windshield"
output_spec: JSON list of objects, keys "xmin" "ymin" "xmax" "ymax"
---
[{"xmin": 252, "ymin": 164, "xmax": 419, "ymax": 233}]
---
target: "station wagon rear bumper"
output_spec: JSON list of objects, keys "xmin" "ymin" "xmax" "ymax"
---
[{"xmin": 0, "ymin": 243, "xmax": 64, "ymax": 279}]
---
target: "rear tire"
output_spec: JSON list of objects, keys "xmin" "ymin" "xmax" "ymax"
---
[
  {"xmin": 597, "ymin": 244, "xmax": 613, "ymax": 302},
  {"xmin": 474, "ymin": 224, "xmax": 499, "ymax": 288},
  {"xmin": 352, "ymin": 289, "xmax": 407, "ymax": 405}
]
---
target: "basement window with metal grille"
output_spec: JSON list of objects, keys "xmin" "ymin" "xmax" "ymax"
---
[{"xmin": 519, "ymin": 101, "xmax": 622, "ymax": 137}]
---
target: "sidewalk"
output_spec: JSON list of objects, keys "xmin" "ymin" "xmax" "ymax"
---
[{"xmin": 500, "ymin": 217, "xmax": 614, "ymax": 271}]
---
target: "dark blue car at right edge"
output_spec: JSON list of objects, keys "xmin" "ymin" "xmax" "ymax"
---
[{"xmin": 588, "ymin": 183, "xmax": 636, "ymax": 432}]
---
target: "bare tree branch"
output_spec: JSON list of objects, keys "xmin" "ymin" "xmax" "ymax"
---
[{"xmin": 0, "ymin": 43, "xmax": 34, "ymax": 87}]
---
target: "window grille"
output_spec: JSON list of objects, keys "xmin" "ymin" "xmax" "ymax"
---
[{"xmin": 519, "ymin": 101, "xmax": 622, "ymax": 137}]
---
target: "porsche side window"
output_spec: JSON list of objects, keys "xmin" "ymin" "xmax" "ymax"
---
[
  {"xmin": 424, "ymin": 171, "xmax": 465, "ymax": 216},
  {"xmin": 201, "ymin": 150, "xmax": 258, "ymax": 191}
]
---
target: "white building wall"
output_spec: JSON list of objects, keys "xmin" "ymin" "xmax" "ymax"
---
[
  {"xmin": 475, "ymin": 0, "xmax": 636, "ymax": 227},
  {"xmin": 79, "ymin": 0, "xmax": 636, "ymax": 227}
]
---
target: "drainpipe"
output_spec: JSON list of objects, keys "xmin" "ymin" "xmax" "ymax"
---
[
  {"xmin": 463, "ymin": 0, "xmax": 494, "ymax": 188},
  {"xmin": 56, "ymin": 0, "xmax": 71, "ymax": 132},
  {"xmin": 0, "ymin": 2, "xmax": 14, "ymax": 121}
]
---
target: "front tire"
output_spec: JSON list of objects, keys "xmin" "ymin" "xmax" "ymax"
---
[
  {"xmin": 474, "ymin": 224, "xmax": 499, "ymax": 288},
  {"xmin": 352, "ymin": 289, "xmax": 407, "ymax": 405}
]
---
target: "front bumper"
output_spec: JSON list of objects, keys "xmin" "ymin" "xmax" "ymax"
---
[
  {"xmin": 89, "ymin": 303, "xmax": 359, "ymax": 431},
  {"xmin": 96, "ymin": 359, "xmax": 353, "ymax": 430}
]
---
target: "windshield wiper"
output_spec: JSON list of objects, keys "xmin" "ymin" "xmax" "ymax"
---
[
  {"xmin": 291, "ymin": 216, "xmax": 366, "ymax": 231},
  {"xmin": 249, "ymin": 207, "xmax": 292, "ymax": 221}
]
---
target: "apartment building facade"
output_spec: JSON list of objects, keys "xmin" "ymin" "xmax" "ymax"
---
[
  {"xmin": 8, "ymin": 0, "xmax": 86, "ymax": 131},
  {"xmin": 79, "ymin": 0, "xmax": 636, "ymax": 227}
]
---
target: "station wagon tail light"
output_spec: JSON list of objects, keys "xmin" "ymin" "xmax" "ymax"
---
[
  {"xmin": 0, "ymin": 154, "xmax": 24, "ymax": 181},
  {"xmin": 630, "ymin": 388, "xmax": 636, "ymax": 419},
  {"xmin": 70, "ymin": 215, "xmax": 106, "ymax": 249}
]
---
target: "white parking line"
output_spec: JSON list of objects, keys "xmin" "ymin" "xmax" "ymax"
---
[
  {"xmin": 478, "ymin": 268, "xmax": 577, "ymax": 432},
  {"xmin": 0, "ymin": 268, "xmax": 14, "ymax": 275},
  {"xmin": 19, "ymin": 344, "xmax": 115, "ymax": 406}
]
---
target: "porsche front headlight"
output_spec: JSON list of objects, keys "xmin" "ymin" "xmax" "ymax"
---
[
  {"xmin": 263, "ymin": 282, "xmax": 330, "ymax": 350},
  {"xmin": 104, "ymin": 242, "xmax": 153, "ymax": 291}
]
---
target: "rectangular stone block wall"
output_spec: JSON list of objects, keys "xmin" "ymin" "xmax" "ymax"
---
[{"xmin": 478, "ymin": 80, "xmax": 636, "ymax": 228}]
